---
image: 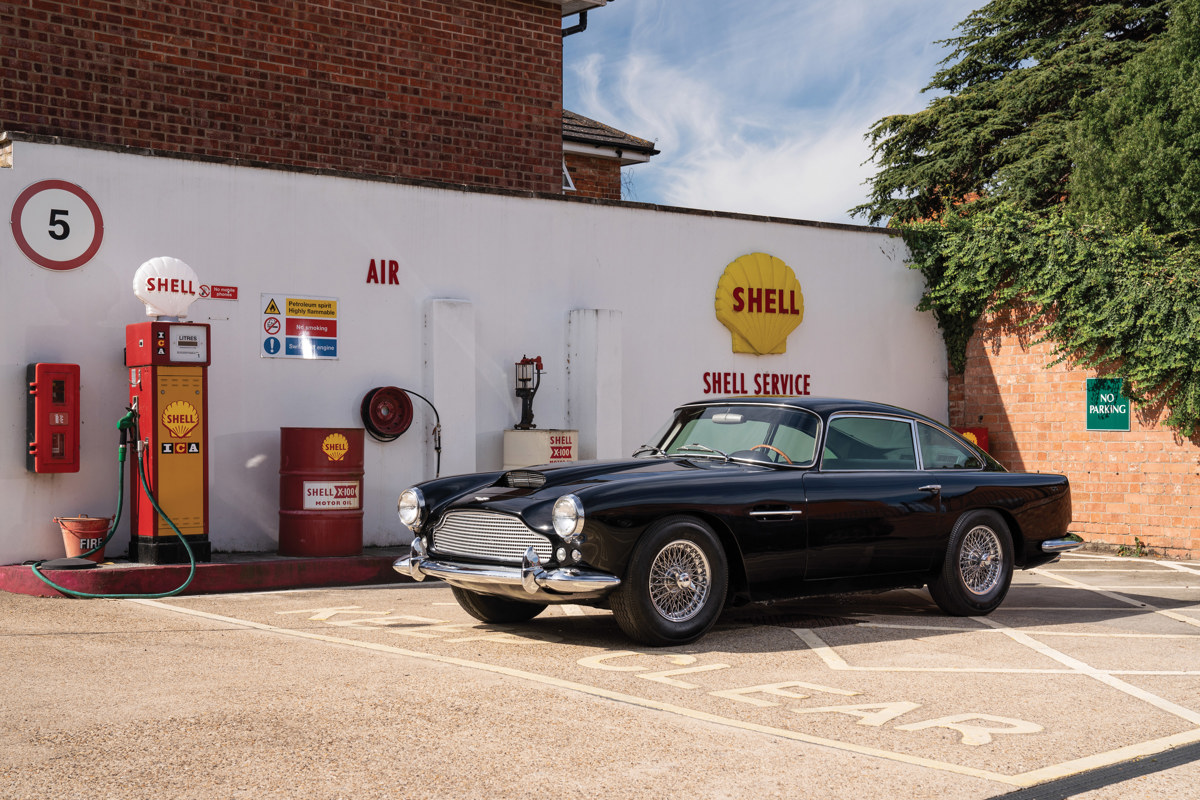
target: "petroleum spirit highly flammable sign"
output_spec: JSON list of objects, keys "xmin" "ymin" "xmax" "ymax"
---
[
  {"xmin": 260, "ymin": 293, "xmax": 339, "ymax": 360},
  {"xmin": 714, "ymin": 253, "xmax": 805, "ymax": 355}
]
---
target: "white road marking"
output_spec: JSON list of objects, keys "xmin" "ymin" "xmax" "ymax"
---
[
  {"xmin": 860, "ymin": 622, "xmax": 1200, "ymax": 640},
  {"xmin": 127, "ymin": 598, "xmax": 1027, "ymax": 787},
  {"xmin": 1034, "ymin": 567, "xmax": 1200, "ymax": 629},
  {"xmin": 129, "ymin": 556, "xmax": 1200, "ymax": 791},
  {"xmin": 976, "ymin": 616, "xmax": 1200, "ymax": 725}
]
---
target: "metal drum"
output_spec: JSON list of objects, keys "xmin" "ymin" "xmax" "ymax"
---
[{"xmin": 278, "ymin": 427, "xmax": 364, "ymax": 557}]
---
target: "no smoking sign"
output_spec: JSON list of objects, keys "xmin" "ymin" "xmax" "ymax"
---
[{"xmin": 10, "ymin": 180, "xmax": 105, "ymax": 271}]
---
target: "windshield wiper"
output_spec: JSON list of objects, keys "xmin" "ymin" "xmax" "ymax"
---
[
  {"xmin": 675, "ymin": 443, "xmax": 730, "ymax": 461},
  {"xmin": 632, "ymin": 444, "xmax": 667, "ymax": 457}
]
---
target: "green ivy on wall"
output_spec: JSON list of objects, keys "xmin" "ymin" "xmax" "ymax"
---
[{"xmin": 900, "ymin": 202, "xmax": 1200, "ymax": 437}]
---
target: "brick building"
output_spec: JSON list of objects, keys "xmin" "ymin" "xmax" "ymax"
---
[
  {"xmin": 563, "ymin": 110, "xmax": 658, "ymax": 200},
  {"xmin": 1, "ymin": 0, "xmax": 652, "ymax": 197},
  {"xmin": 950, "ymin": 315, "xmax": 1200, "ymax": 559}
]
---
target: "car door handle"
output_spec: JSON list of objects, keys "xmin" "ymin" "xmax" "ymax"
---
[{"xmin": 918, "ymin": 485, "xmax": 941, "ymax": 495}]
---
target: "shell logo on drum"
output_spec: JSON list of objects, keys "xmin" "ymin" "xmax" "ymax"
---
[
  {"xmin": 161, "ymin": 401, "xmax": 200, "ymax": 439},
  {"xmin": 322, "ymin": 432, "xmax": 350, "ymax": 462},
  {"xmin": 714, "ymin": 253, "xmax": 805, "ymax": 355}
]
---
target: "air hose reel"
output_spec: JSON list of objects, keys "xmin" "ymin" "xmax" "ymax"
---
[
  {"xmin": 360, "ymin": 386, "xmax": 414, "ymax": 442},
  {"xmin": 359, "ymin": 386, "xmax": 442, "ymax": 476}
]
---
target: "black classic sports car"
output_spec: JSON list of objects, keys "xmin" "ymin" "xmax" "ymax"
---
[{"xmin": 394, "ymin": 397, "xmax": 1078, "ymax": 646}]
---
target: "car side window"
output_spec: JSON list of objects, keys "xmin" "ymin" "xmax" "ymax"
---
[
  {"xmin": 917, "ymin": 422, "xmax": 984, "ymax": 469},
  {"xmin": 823, "ymin": 416, "xmax": 917, "ymax": 470}
]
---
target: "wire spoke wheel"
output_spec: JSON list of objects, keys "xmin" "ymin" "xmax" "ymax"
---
[
  {"xmin": 611, "ymin": 516, "xmax": 728, "ymax": 646},
  {"xmin": 647, "ymin": 539, "xmax": 711, "ymax": 622},
  {"xmin": 959, "ymin": 525, "xmax": 1003, "ymax": 595},
  {"xmin": 928, "ymin": 510, "xmax": 1013, "ymax": 617}
]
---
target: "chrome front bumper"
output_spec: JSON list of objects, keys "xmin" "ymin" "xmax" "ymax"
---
[
  {"xmin": 393, "ymin": 538, "xmax": 620, "ymax": 600},
  {"xmin": 1041, "ymin": 537, "xmax": 1084, "ymax": 553}
]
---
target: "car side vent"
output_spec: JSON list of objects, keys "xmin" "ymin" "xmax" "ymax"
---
[{"xmin": 503, "ymin": 470, "xmax": 546, "ymax": 489}]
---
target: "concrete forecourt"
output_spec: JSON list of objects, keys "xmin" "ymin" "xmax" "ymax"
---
[{"xmin": 3, "ymin": 552, "xmax": 1199, "ymax": 799}]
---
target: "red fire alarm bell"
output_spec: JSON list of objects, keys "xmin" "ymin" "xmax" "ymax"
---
[{"xmin": 27, "ymin": 363, "xmax": 81, "ymax": 473}]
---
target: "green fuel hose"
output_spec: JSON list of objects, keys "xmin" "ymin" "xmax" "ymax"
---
[{"xmin": 30, "ymin": 409, "xmax": 197, "ymax": 599}]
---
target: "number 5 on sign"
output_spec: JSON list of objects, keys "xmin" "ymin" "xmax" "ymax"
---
[{"xmin": 10, "ymin": 180, "xmax": 105, "ymax": 271}]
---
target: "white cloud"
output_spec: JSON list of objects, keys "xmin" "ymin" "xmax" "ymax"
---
[{"xmin": 564, "ymin": 0, "xmax": 976, "ymax": 225}]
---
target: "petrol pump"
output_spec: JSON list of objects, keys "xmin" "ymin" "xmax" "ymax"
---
[{"xmin": 125, "ymin": 257, "xmax": 212, "ymax": 564}]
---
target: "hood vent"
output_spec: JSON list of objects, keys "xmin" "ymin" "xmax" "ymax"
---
[{"xmin": 503, "ymin": 470, "xmax": 546, "ymax": 489}]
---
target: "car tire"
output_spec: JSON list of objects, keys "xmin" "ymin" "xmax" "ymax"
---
[
  {"xmin": 451, "ymin": 586, "xmax": 547, "ymax": 624},
  {"xmin": 610, "ymin": 515, "xmax": 728, "ymax": 646},
  {"xmin": 928, "ymin": 510, "xmax": 1014, "ymax": 616}
]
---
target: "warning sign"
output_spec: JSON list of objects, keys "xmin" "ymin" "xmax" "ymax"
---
[{"xmin": 260, "ymin": 293, "xmax": 339, "ymax": 360}]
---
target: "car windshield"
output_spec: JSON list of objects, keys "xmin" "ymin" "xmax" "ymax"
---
[{"xmin": 644, "ymin": 404, "xmax": 821, "ymax": 466}]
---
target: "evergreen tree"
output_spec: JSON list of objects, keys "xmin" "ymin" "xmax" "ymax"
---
[
  {"xmin": 1069, "ymin": 0, "xmax": 1200, "ymax": 239},
  {"xmin": 853, "ymin": 0, "xmax": 1171, "ymax": 226}
]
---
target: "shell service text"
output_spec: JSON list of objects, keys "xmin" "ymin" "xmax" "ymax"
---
[{"xmin": 703, "ymin": 372, "xmax": 812, "ymax": 396}]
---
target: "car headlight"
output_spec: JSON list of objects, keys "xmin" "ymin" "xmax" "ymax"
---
[
  {"xmin": 552, "ymin": 494, "xmax": 585, "ymax": 542},
  {"xmin": 397, "ymin": 487, "xmax": 426, "ymax": 531}
]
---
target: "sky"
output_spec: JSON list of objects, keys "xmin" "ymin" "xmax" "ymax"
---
[{"xmin": 563, "ymin": 0, "xmax": 979, "ymax": 226}]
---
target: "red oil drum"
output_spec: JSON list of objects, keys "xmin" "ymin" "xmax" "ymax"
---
[{"xmin": 279, "ymin": 428, "xmax": 364, "ymax": 557}]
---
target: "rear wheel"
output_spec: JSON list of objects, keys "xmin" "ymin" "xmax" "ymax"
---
[
  {"xmin": 451, "ymin": 586, "xmax": 547, "ymax": 623},
  {"xmin": 928, "ymin": 510, "xmax": 1013, "ymax": 616},
  {"xmin": 611, "ymin": 516, "xmax": 728, "ymax": 646}
]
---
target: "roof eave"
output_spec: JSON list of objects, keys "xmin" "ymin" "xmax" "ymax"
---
[
  {"xmin": 563, "ymin": 140, "xmax": 655, "ymax": 166},
  {"xmin": 559, "ymin": 0, "xmax": 608, "ymax": 16}
]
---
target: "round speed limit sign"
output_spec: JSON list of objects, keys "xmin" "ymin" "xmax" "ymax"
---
[{"xmin": 10, "ymin": 180, "xmax": 105, "ymax": 271}]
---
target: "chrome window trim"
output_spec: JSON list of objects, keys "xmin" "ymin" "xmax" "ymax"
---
[
  {"xmin": 818, "ymin": 413, "xmax": 989, "ymax": 472},
  {"xmin": 914, "ymin": 420, "xmax": 986, "ymax": 472},
  {"xmin": 819, "ymin": 412, "xmax": 919, "ymax": 472}
]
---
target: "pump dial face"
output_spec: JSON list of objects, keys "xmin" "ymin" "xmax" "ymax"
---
[{"xmin": 168, "ymin": 325, "xmax": 208, "ymax": 363}]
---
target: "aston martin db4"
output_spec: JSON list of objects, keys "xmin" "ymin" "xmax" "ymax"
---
[{"xmin": 394, "ymin": 397, "xmax": 1078, "ymax": 646}]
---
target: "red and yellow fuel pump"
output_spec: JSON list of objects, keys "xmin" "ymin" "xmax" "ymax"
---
[{"xmin": 126, "ymin": 257, "xmax": 212, "ymax": 564}]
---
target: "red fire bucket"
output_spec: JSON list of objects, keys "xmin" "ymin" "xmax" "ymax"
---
[{"xmin": 54, "ymin": 515, "xmax": 112, "ymax": 562}]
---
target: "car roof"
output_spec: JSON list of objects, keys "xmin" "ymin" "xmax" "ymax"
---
[{"xmin": 678, "ymin": 396, "xmax": 937, "ymax": 422}]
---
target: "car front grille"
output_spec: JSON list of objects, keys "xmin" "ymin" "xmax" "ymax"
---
[{"xmin": 431, "ymin": 510, "xmax": 552, "ymax": 564}]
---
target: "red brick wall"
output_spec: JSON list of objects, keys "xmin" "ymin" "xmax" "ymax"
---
[
  {"xmin": 2, "ymin": 0, "xmax": 562, "ymax": 192},
  {"xmin": 950, "ymin": 309, "xmax": 1200, "ymax": 559},
  {"xmin": 564, "ymin": 153, "xmax": 622, "ymax": 200}
]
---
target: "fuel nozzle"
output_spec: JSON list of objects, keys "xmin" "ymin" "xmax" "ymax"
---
[{"xmin": 117, "ymin": 407, "xmax": 137, "ymax": 462}]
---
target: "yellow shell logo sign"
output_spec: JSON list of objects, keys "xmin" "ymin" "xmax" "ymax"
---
[
  {"xmin": 161, "ymin": 401, "xmax": 200, "ymax": 439},
  {"xmin": 714, "ymin": 252, "xmax": 805, "ymax": 355},
  {"xmin": 322, "ymin": 432, "xmax": 350, "ymax": 462}
]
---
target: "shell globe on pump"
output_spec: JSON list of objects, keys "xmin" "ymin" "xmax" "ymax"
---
[{"xmin": 133, "ymin": 256, "xmax": 201, "ymax": 319}]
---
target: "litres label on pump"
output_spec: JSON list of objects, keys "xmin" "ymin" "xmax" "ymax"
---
[{"xmin": 302, "ymin": 481, "xmax": 361, "ymax": 510}]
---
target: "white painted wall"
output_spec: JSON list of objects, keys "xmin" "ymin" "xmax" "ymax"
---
[{"xmin": 0, "ymin": 138, "xmax": 946, "ymax": 563}]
